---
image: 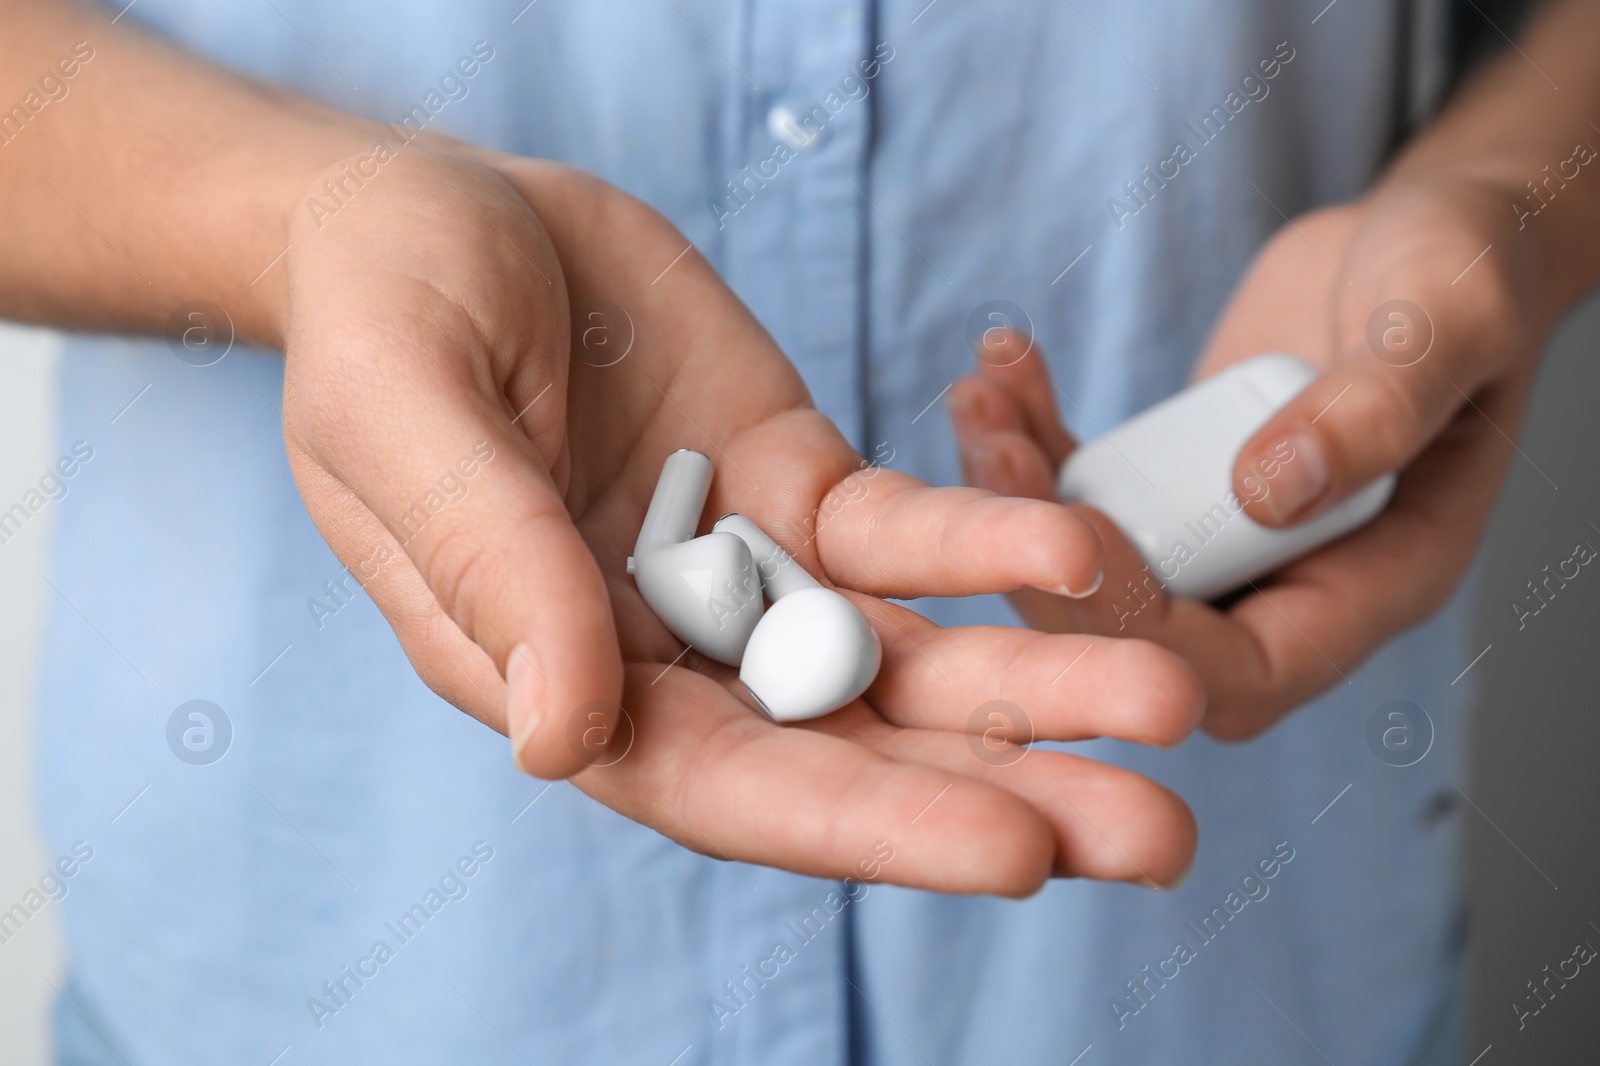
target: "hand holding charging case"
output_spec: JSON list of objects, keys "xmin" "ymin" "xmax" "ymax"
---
[{"xmin": 1056, "ymin": 353, "xmax": 1394, "ymax": 601}]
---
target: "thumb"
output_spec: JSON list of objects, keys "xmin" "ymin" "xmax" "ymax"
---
[
  {"xmin": 290, "ymin": 376, "xmax": 624, "ymax": 782},
  {"xmin": 1231, "ymin": 234, "xmax": 1520, "ymax": 527}
]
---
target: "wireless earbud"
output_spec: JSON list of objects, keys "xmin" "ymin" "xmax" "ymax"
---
[
  {"xmin": 626, "ymin": 449, "xmax": 764, "ymax": 666},
  {"xmin": 711, "ymin": 514, "xmax": 882, "ymax": 722},
  {"xmin": 628, "ymin": 450, "xmax": 882, "ymax": 721}
]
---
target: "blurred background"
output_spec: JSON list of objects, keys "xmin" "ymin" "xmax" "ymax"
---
[{"xmin": 0, "ymin": 291, "xmax": 1596, "ymax": 1060}]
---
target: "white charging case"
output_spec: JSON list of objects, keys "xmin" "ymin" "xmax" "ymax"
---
[{"xmin": 1056, "ymin": 353, "xmax": 1394, "ymax": 601}]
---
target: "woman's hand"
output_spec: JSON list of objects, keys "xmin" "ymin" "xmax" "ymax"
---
[
  {"xmin": 947, "ymin": 173, "xmax": 1549, "ymax": 738},
  {"xmin": 278, "ymin": 145, "xmax": 1204, "ymax": 895}
]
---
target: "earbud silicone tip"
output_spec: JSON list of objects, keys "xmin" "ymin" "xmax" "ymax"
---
[{"xmin": 737, "ymin": 587, "xmax": 882, "ymax": 721}]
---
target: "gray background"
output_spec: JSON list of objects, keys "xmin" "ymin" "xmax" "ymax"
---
[
  {"xmin": 1463, "ymin": 290, "xmax": 1600, "ymax": 1060},
  {"xmin": 0, "ymin": 292, "xmax": 1595, "ymax": 1060},
  {"xmin": 0, "ymin": 321, "xmax": 65, "ymax": 1066}
]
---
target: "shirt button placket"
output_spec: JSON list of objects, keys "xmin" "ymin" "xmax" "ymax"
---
[
  {"xmin": 708, "ymin": 11, "xmax": 871, "ymax": 1066},
  {"xmin": 720, "ymin": 2, "xmax": 871, "ymax": 454}
]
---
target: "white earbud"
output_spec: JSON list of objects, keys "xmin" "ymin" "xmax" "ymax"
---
[
  {"xmin": 711, "ymin": 514, "xmax": 882, "ymax": 722},
  {"xmin": 628, "ymin": 450, "xmax": 882, "ymax": 721},
  {"xmin": 626, "ymin": 450, "xmax": 764, "ymax": 666}
]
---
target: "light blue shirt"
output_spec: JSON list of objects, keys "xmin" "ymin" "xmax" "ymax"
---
[{"xmin": 39, "ymin": 2, "xmax": 1476, "ymax": 1063}]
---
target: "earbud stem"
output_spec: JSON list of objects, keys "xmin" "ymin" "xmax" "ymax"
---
[
  {"xmin": 712, "ymin": 514, "xmax": 820, "ymax": 599},
  {"xmin": 635, "ymin": 449, "xmax": 712, "ymax": 555}
]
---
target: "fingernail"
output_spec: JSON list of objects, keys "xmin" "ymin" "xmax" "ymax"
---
[
  {"xmin": 1054, "ymin": 568, "xmax": 1103, "ymax": 600},
  {"xmin": 1252, "ymin": 429, "xmax": 1329, "ymax": 523},
  {"xmin": 506, "ymin": 643, "xmax": 543, "ymax": 773},
  {"xmin": 944, "ymin": 388, "xmax": 974, "ymax": 416},
  {"xmin": 1049, "ymin": 520, "xmax": 1103, "ymax": 598}
]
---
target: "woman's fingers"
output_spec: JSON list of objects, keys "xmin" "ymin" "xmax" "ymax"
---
[
  {"xmin": 809, "ymin": 473, "xmax": 1104, "ymax": 600},
  {"xmin": 955, "ymin": 426, "xmax": 1061, "ymax": 502},
  {"xmin": 966, "ymin": 332, "xmax": 1079, "ymax": 467},
  {"xmin": 579, "ymin": 658, "xmax": 1196, "ymax": 892},
  {"xmin": 809, "ymin": 707, "xmax": 1198, "ymax": 887},
  {"xmin": 575, "ymin": 665, "xmax": 1057, "ymax": 897},
  {"xmin": 1042, "ymin": 381, "xmax": 1518, "ymax": 737},
  {"xmin": 283, "ymin": 449, "xmax": 509, "ymax": 719},
  {"xmin": 948, "ymin": 345, "xmax": 1080, "ymax": 501},
  {"xmin": 278, "ymin": 152, "xmax": 629, "ymax": 781},
  {"xmin": 285, "ymin": 400, "xmax": 624, "ymax": 780},
  {"xmin": 1200, "ymin": 384, "xmax": 1521, "ymax": 736},
  {"xmin": 1223, "ymin": 194, "xmax": 1523, "ymax": 528},
  {"xmin": 278, "ymin": 216, "xmax": 627, "ymax": 777},
  {"xmin": 854, "ymin": 597, "xmax": 1204, "ymax": 748}
]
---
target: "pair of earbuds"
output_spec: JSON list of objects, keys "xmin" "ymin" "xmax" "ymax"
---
[{"xmin": 626, "ymin": 450, "xmax": 881, "ymax": 721}]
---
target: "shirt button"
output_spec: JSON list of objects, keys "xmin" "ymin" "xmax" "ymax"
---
[{"xmin": 767, "ymin": 94, "xmax": 830, "ymax": 153}]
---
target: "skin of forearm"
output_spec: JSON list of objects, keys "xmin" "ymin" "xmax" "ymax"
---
[
  {"xmin": 0, "ymin": 0, "xmax": 384, "ymax": 348},
  {"xmin": 1380, "ymin": 0, "xmax": 1600, "ymax": 321}
]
